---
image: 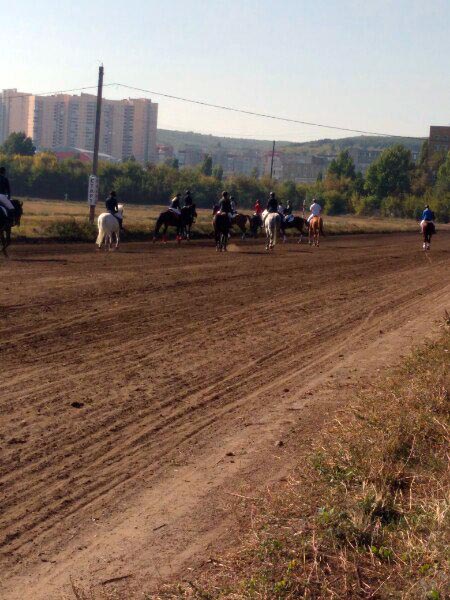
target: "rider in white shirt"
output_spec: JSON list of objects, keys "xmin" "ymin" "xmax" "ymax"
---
[{"xmin": 307, "ymin": 199, "xmax": 322, "ymax": 223}]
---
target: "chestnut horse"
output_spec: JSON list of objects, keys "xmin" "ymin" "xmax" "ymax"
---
[
  {"xmin": 212, "ymin": 206, "xmax": 250, "ymax": 239},
  {"xmin": 308, "ymin": 216, "xmax": 324, "ymax": 247},
  {"xmin": 421, "ymin": 221, "xmax": 435, "ymax": 251}
]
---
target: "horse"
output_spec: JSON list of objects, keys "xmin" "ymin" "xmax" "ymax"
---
[
  {"xmin": 421, "ymin": 221, "xmax": 435, "ymax": 251},
  {"xmin": 231, "ymin": 213, "xmax": 251, "ymax": 239},
  {"xmin": 0, "ymin": 199, "xmax": 23, "ymax": 257},
  {"xmin": 308, "ymin": 216, "xmax": 324, "ymax": 247},
  {"xmin": 213, "ymin": 212, "xmax": 230, "ymax": 251},
  {"xmin": 263, "ymin": 211, "xmax": 281, "ymax": 251},
  {"xmin": 280, "ymin": 215, "xmax": 308, "ymax": 243},
  {"xmin": 154, "ymin": 205, "xmax": 196, "ymax": 243},
  {"xmin": 249, "ymin": 214, "xmax": 263, "ymax": 238},
  {"xmin": 96, "ymin": 205, "xmax": 123, "ymax": 250},
  {"xmin": 212, "ymin": 205, "xmax": 250, "ymax": 240},
  {"xmin": 182, "ymin": 204, "xmax": 197, "ymax": 240}
]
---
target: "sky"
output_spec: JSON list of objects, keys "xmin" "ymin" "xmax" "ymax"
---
[{"xmin": 3, "ymin": 0, "xmax": 450, "ymax": 142}]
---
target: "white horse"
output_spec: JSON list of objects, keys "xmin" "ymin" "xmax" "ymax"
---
[
  {"xmin": 262, "ymin": 210, "xmax": 281, "ymax": 251},
  {"xmin": 96, "ymin": 205, "xmax": 123, "ymax": 250}
]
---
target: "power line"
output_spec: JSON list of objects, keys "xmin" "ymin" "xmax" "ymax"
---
[
  {"xmin": 0, "ymin": 84, "xmax": 116, "ymax": 102},
  {"xmin": 115, "ymin": 82, "xmax": 426, "ymax": 141}
]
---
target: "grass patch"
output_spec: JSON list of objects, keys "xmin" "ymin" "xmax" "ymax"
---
[{"xmin": 157, "ymin": 329, "xmax": 449, "ymax": 599}]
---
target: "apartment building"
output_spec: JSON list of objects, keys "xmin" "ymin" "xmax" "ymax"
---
[
  {"xmin": 0, "ymin": 89, "xmax": 158, "ymax": 164},
  {"xmin": 429, "ymin": 126, "xmax": 450, "ymax": 155}
]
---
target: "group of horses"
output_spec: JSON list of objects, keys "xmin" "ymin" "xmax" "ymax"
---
[
  {"xmin": 0, "ymin": 200, "xmax": 436, "ymax": 257},
  {"xmin": 150, "ymin": 204, "xmax": 325, "ymax": 252}
]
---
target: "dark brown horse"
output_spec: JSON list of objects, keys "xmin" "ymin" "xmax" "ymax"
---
[
  {"xmin": 213, "ymin": 212, "xmax": 230, "ymax": 251},
  {"xmin": 0, "ymin": 199, "xmax": 23, "ymax": 257},
  {"xmin": 421, "ymin": 221, "xmax": 435, "ymax": 251},
  {"xmin": 308, "ymin": 216, "xmax": 325, "ymax": 247},
  {"xmin": 153, "ymin": 205, "xmax": 197, "ymax": 243},
  {"xmin": 281, "ymin": 216, "xmax": 308, "ymax": 243},
  {"xmin": 212, "ymin": 206, "xmax": 250, "ymax": 239}
]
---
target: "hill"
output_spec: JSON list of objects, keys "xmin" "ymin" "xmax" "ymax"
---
[{"xmin": 157, "ymin": 129, "xmax": 425, "ymax": 156}]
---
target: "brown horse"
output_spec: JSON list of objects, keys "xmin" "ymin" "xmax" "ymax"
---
[
  {"xmin": 231, "ymin": 213, "xmax": 251, "ymax": 239},
  {"xmin": 213, "ymin": 212, "xmax": 230, "ymax": 251},
  {"xmin": 281, "ymin": 216, "xmax": 308, "ymax": 243},
  {"xmin": 308, "ymin": 216, "xmax": 324, "ymax": 247},
  {"xmin": 421, "ymin": 221, "xmax": 435, "ymax": 251}
]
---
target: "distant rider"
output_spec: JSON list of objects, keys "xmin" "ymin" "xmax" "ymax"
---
[
  {"xmin": 254, "ymin": 199, "xmax": 262, "ymax": 216},
  {"xmin": 230, "ymin": 196, "xmax": 237, "ymax": 215},
  {"xmin": 169, "ymin": 193, "xmax": 182, "ymax": 215},
  {"xmin": 219, "ymin": 191, "xmax": 233, "ymax": 222},
  {"xmin": 184, "ymin": 189, "xmax": 193, "ymax": 207},
  {"xmin": 307, "ymin": 198, "xmax": 322, "ymax": 223},
  {"xmin": 266, "ymin": 191, "xmax": 278, "ymax": 213},
  {"xmin": 420, "ymin": 204, "xmax": 435, "ymax": 232},
  {"xmin": 0, "ymin": 167, "xmax": 14, "ymax": 219},
  {"xmin": 105, "ymin": 190, "xmax": 123, "ymax": 229},
  {"xmin": 285, "ymin": 200, "xmax": 293, "ymax": 216}
]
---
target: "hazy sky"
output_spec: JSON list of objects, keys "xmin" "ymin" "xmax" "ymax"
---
[{"xmin": 3, "ymin": 0, "xmax": 449, "ymax": 142}]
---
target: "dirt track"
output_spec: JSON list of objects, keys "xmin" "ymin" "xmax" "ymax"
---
[{"xmin": 1, "ymin": 233, "xmax": 449, "ymax": 599}]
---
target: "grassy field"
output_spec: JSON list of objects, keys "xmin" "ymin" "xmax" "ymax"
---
[
  {"xmin": 13, "ymin": 197, "xmax": 428, "ymax": 241},
  {"xmin": 157, "ymin": 327, "xmax": 449, "ymax": 599}
]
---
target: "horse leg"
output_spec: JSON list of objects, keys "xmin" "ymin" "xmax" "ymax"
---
[
  {"xmin": 115, "ymin": 230, "xmax": 120, "ymax": 249},
  {"xmin": 163, "ymin": 225, "xmax": 168, "ymax": 244},
  {"xmin": 1, "ymin": 230, "xmax": 8, "ymax": 257}
]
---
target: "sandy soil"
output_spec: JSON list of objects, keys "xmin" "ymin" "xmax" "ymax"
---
[{"xmin": 1, "ymin": 233, "xmax": 449, "ymax": 599}]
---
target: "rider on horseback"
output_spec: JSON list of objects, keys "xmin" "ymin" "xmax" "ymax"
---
[
  {"xmin": 105, "ymin": 190, "xmax": 123, "ymax": 229},
  {"xmin": 230, "ymin": 196, "xmax": 237, "ymax": 216},
  {"xmin": 184, "ymin": 189, "xmax": 193, "ymax": 207},
  {"xmin": 169, "ymin": 193, "xmax": 182, "ymax": 215},
  {"xmin": 420, "ymin": 205, "xmax": 435, "ymax": 232},
  {"xmin": 254, "ymin": 199, "xmax": 262, "ymax": 216},
  {"xmin": 0, "ymin": 167, "xmax": 15, "ymax": 220},
  {"xmin": 307, "ymin": 198, "xmax": 322, "ymax": 223},
  {"xmin": 219, "ymin": 191, "xmax": 233, "ymax": 222},
  {"xmin": 266, "ymin": 191, "xmax": 278, "ymax": 213}
]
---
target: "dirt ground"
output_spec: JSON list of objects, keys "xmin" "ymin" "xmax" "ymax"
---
[{"xmin": 1, "ymin": 233, "xmax": 449, "ymax": 599}]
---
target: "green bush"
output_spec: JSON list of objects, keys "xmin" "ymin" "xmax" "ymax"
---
[
  {"xmin": 323, "ymin": 190, "xmax": 348, "ymax": 215},
  {"xmin": 43, "ymin": 219, "xmax": 97, "ymax": 241},
  {"xmin": 380, "ymin": 196, "xmax": 404, "ymax": 218},
  {"xmin": 355, "ymin": 195, "xmax": 381, "ymax": 216}
]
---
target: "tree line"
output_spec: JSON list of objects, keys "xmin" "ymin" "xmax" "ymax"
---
[{"xmin": 1, "ymin": 132, "xmax": 449, "ymax": 221}]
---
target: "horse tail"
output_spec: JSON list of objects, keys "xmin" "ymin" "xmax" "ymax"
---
[
  {"xmin": 319, "ymin": 217, "xmax": 325, "ymax": 236},
  {"xmin": 96, "ymin": 216, "xmax": 106, "ymax": 247}
]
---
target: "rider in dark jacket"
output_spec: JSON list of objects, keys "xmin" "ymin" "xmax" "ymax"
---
[
  {"xmin": 170, "ymin": 193, "xmax": 181, "ymax": 211},
  {"xmin": 105, "ymin": 190, "xmax": 123, "ymax": 229},
  {"xmin": 0, "ymin": 166, "xmax": 14, "ymax": 218},
  {"xmin": 184, "ymin": 189, "xmax": 193, "ymax": 207},
  {"xmin": 266, "ymin": 192, "xmax": 278, "ymax": 213},
  {"xmin": 219, "ymin": 191, "xmax": 232, "ymax": 215}
]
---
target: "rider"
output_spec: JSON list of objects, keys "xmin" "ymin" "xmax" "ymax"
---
[
  {"xmin": 307, "ymin": 198, "xmax": 322, "ymax": 223},
  {"xmin": 230, "ymin": 196, "xmax": 237, "ymax": 215},
  {"xmin": 184, "ymin": 189, "xmax": 193, "ymax": 207},
  {"xmin": 218, "ymin": 191, "xmax": 233, "ymax": 222},
  {"xmin": 266, "ymin": 191, "xmax": 278, "ymax": 213},
  {"xmin": 169, "ymin": 193, "xmax": 182, "ymax": 215},
  {"xmin": 420, "ymin": 204, "xmax": 435, "ymax": 225},
  {"xmin": 254, "ymin": 199, "xmax": 262, "ymax": 216},
  {"xmin": 0, "ymin": 167, "xmax": 15, "ymax": 219},
  {"xmin": 285, "ymin": 200, "xmax": 293, "ymax": 216},
  {"xmin": 105, "ymin": 190, "xmax": 123, "ymax": 229}
]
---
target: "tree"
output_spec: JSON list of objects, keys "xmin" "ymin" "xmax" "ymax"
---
[
  {"xmin": 201, "ymin": 154, "xmax": 212, "ymax": 176},
  {"xmin": 1, "ymin": 132, "xmax": 36, "ymax": 156},
  {"xmin": 365, "ymin": 145, "xmax": 414, "ymax": 198},
  {"xmin": 212, "ymin": 164, "xmax": 223, "ymax": 181},
  {"xmin": 435, "ymin": 151, "xmax": 450, "ymax": 196},
  {"xmin": 327, "ymin": 150, "xmax": 356, "ymax": 180}
]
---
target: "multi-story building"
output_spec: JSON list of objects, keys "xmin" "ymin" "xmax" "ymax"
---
[
  {"xmin": 348, "ymin": 148, "xmax": 382, "ymax": 174},
  {"xmin": 0, "ymin": 89, "xmax": 158, "ymax": 164},
  {"xmin": 429, "ymin": 126, "xmax": 450, "ymax": 155}
]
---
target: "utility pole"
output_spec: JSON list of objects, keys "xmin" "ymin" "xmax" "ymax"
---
[
  {"xmin": 88, "ymin": 65, "xmax": 104, "ymax": 223},
  {"xmin": 270, "ymin": 140, "xmax": 276, "ymax": 180}
]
